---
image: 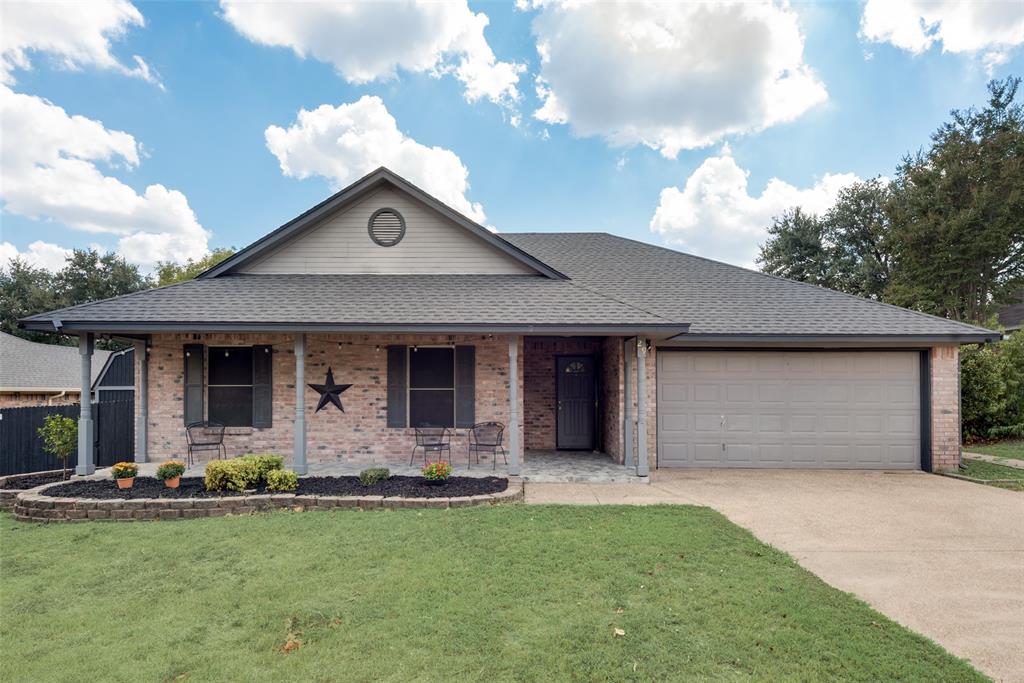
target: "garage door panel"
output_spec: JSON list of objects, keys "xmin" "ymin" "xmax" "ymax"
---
[{"xmin": 657, "ymin": 351, "xmax": 920, "ymax": 470}]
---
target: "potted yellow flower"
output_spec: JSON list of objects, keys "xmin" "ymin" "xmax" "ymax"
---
[
  {"xmin": 155, "ymin": 460, "xmax": 186, "ymax": 489},
  {"xmin": 111, "ymin": 461, "xmax": 138, "ymax": 489}
]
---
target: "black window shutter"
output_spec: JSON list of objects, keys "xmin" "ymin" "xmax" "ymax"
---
[
  {"xmin": 252, "ymin": 345, "xmax": 273, "ymax": 428},
  {"xmin": 183, "ymin": 344, "xmax": 204, "ymax": 425},
  {"xmin": 455, "ymin": 345, "xmax": 475, "ymax": 428},
  {"xmin": 386, "ymin": 345, "xmax": 407, "ymax": 428}
]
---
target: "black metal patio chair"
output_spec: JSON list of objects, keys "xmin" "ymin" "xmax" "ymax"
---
[
  {"xmin": 468, "ymin": 422, "xmax": 507, "ymax": 470},
  {"xmin": 185, "ymin": 421, "xmax": 226, "ymax": 467},
  {"xmin": 410, "ymin": 427, "xmax": 452, "ymax": 465}
]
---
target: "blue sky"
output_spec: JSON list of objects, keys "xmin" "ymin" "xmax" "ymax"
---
[{"xmin": 2, "ymin": 1, "xmax": 1023, "ymax": 272}]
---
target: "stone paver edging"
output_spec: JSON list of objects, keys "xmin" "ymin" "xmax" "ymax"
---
[
  {"xmin": 0, "ymin": 470, "xmax": 66, "ymax": 512},
  {"xmin": 12, "ymin": 477, "xmax": 523, "ymax": 522}
]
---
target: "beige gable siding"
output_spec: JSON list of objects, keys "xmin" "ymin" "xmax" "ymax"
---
[{"xmin": 241, "ymin": 187, "xmax": 534, "ymax": 275}]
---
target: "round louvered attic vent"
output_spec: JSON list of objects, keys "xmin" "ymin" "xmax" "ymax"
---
[{"xmin": 368, "ymin": 208, "xmax": 406, "ymax": 247}]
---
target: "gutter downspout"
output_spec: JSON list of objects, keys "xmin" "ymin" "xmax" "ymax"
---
[{"xmin": 46, "ymin": 390, "xmax": 68, "ymax": 406}]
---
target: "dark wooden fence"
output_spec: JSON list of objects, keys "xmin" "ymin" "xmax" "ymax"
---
[{"xmin": 0, "ymin": 401, "xmax": 134, "ymax": 476}]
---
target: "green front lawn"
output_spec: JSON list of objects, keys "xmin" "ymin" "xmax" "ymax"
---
[
  {"xmin": 965, "ymin": 438, "xmax": 1024, "ymax": 460},
  {"xmin": 1, "ymin": 506, "xmax": 982, "ymax": 682},
  {"xmin": 959, "ymin": 458, "xmax": 1024, "ymax": 491}
]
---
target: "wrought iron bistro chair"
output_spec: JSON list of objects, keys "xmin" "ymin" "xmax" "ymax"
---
[
  {"xmin": 185, "ymin": 421, "xmax": 227, "ymax": 467},
  {"xmin": 410, "ymin": 427, "xmax": 453, "ymax": 466},
  {"xmin": 468, "ymin": 422, "xmax": 507, "ymax": 470}
]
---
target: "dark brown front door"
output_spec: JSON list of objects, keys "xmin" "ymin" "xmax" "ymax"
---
[{"xmin": 556, "ymin": 356, "xmax": 595, "ymax": 450}]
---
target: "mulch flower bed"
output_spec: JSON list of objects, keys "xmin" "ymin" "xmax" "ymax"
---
[
  {"xmin": 0, "ymin": 473, "xmax": 72, "ymax": 490},
  {"xmin": 39, "ymin": 475, "xmax": 509, "ymax": 500}
]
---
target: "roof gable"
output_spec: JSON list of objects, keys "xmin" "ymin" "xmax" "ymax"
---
[{"xmin": 204, "ymin": 168, "xmax": 565, "ymax": 279}]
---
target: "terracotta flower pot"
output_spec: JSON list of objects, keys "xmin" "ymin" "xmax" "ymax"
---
[
  {"xmin": 116, "ymin": 477, "xmax": 135, "ymax": 489},
  {"xmin": 164, "ymin": 476, "xmax": 180, "ymax": 489}
]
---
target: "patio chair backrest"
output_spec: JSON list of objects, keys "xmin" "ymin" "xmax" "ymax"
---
[
  {"xmin": 186, "ymin": 421, "xmax": 225, "ymax": 447},
  {"xmin": 469, "ymin": 422, "xmax": 504, "ymax": 447},
  {"xmin": 414, "ymin": 427, "xmax": 450, "ymax": 447}
]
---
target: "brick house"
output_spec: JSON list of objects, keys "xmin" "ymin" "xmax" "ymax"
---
[
  {"xmin": 19, "ymin": 168, "xmax": 999, "ymax": 477},
  {"xmin": 0, "ymin": 332, "xmax": 113, "ymax": 408}
]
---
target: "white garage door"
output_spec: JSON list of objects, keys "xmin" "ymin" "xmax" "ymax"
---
[{"xmin": 657, "ymin": 351, "xmax": 921, "ymax": 469}]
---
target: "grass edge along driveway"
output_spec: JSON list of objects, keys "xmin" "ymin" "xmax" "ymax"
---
[{"xmin": 0, "ymin": 505, "xmax": 985, "ymax": 682}]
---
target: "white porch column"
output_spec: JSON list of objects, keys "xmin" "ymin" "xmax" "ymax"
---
[
  {"xmin": 134, "ymin": 341, "xmax": 148, "ymax": 463},
  {"xmin": 623, "ymin": 338, "xmax": 634, "ymax": 468},
  {"xmin": 508, "ymin": 335, "xmax": 521, "ymax": 476},
  {"xmin": 636, "ymin": 338, "xmax": 649, "ymax": 477},
  {"xmin": 293, "ymin": 333, "xmax": 307, "ymax": 475},
  {"xmin": 76, "ymin": 333, "xmax": 95, "ymax": 476}
]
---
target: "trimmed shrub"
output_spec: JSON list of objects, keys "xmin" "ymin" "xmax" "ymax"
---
[
  {"xmin": 359, "ymin": 467, "xmax": 391, "ymax": 486},
  {"xmin": 266, "ymin": 469, "xmax": 298, "ymax": 492},
  {"xmin": 204, "ymin": 460, "xmax": 250, "ymax": 492},
  {"xmin": 239, "ymin": 454, "xmax": 284, "ymax": 481},
  {"xmin": 204, "ymin": 455, "xmax": 283, "ymax": 491}
]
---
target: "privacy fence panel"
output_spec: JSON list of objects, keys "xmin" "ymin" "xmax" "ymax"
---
[{"xmin": 0, "ymin": 400, "xmax": 134, "ymax": 476}]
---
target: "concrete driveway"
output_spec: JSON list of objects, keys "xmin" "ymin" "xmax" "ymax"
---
[{"xmin": 527, "ymin": 470, "xmax": 1024, "ymax": 682}]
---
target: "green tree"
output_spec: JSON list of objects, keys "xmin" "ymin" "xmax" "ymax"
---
[
  {"xmin": 757, "ymin": 208, "xmax": 835, "ymax": 287},
  {"xmin": 886, "ymin": 77, "xmax": 1024, "ymax": 324},
  {"xmin": 823, "ymin": 178, "xmax": 893, "ymax": 300},
  {"xmin": 54, "ymin": 249, "xmax": 150, "ymax": 307},
  {"xmin": 0, "ymin": 259, "xmax": 61, "ymax": 342},
  {"xmin": 37, "ymin": 414, "xmax": 78, "ymax": 480},
  {"xmin": 154, "ymin": 248, "xmax": 234, "ymax": 286}
]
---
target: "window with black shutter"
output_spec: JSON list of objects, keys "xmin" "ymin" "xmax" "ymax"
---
[
  {"xmin": 208, "ymin": 347, "xmax": 254, "ymax": 427},
  {"xmin": 409, "ymin": 347, "xmax": 455, "ymax": 428}
]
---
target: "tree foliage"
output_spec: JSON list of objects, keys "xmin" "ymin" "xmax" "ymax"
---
[
  {"xmin": 1, "ymin": 247, "xmax": 232, "ymax": 344},
  {"xmin": 0, "ymin": 249, "xmax": 148, "ymax": 345},
  {"xmin": 887, "ymin": 77, "xmax": 1024, "ymax": 322},
  {"xmin": 759, "ymin": 77, "xmax": 1024, "ymax": 326},
  {"xmin": 37, "ymin": 414, "xmax": 78, "ymax": 480},
  {"xmin": 154, "ymin": 248, "xmax": 234, "ymax": 286}
]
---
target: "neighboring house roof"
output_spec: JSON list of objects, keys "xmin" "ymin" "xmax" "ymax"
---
[
  {"xmin": 997, "ymin": 293, "xmax": 1024, "ymax": 331},
  {"xmin": 0, "ymin": 332, "xmax": 112, "ymax": 392},
  {"xmin": 16, "ymin": 168, "xmax": 999, "ymax": 343}
]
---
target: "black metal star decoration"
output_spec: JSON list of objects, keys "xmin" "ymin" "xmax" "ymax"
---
[{"xmin": 308, "ymin": 367, "xmax": 352, "ymax": 413}]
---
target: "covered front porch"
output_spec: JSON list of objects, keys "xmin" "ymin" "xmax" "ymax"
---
[{"xmin": 69, "ymin": 329, "xmax": 656, "ymax": 482}]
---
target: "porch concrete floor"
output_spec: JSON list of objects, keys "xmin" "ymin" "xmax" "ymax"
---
[{"xmin": 98, "ymin": 450, "xmax": 643, "ymax": 484}]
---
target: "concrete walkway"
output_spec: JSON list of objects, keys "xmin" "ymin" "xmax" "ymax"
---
[
  {"xmin": 527, "ymin": 470, "xmax": 1024, "ymax": 682},
  {"xmin": 964, "ymin": 452, "xmax": 1024, "ymax": 470}
]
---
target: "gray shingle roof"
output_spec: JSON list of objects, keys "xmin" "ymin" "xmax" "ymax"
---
[
  {"xmin": 0, "ymin": 332, "xmax": 111, "ymax": 391},
  {"xmin": 501, "ymin": 233, "xmax": 998, "ymax": 339},
  {"xmin": 997, "ymin": 292, "xmax": 1024, "ymax": 331},
  {"xmin": 19, "ymin": 233, "xmax": 998, "ymax": 341},
  {"xmin": 20, "ymin": 274, "xmax": 676, "ymax": 331}
]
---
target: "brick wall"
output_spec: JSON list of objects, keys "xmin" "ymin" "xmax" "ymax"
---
[
  {"xmin": 139, "ymin": 333, "xmax": 524, "ymax": 467},
  {"xmin": 601, "ymin": 337, "xmax": 623, "ymax": 462},
  {"xmin": 930, "ymin": 344, "xmax": 961, "ymax": 472},
  {"xmin": 522, "ymin": 337, "xmax": 603, "ymax": 450},
  {"xmin": 0, "ymin": 392, "xmax": 81, "ymax": 408}
]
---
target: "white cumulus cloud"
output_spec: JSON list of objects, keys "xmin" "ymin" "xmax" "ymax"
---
[
  {"xmin": 861, "ymin": 0, "xmax": 1024, "ymax": 69},
  {"xmin": 220, "ymin": 1, "xmax": 523, "ymax": 108},
  {"xmin": 650, "ymin": 146, "xmax": 860, "ymax": 267},
  {"xmin": 524, "ymin": 0, "xmax": 827, "ymax": 158},
  {"xmin": 0, "ymin": 86, "xmax": 208, "ymax": 268},
  {"xmin": 265, "ymin": 95, "xmax": 486, "ymax": 223},
  {"xmin": 0, "ymin": 240, "xmax": 72, "ymax": 272},
  {"xmin": 0, "ymin": 0, "xmax": 163, "ymax": 88}
]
